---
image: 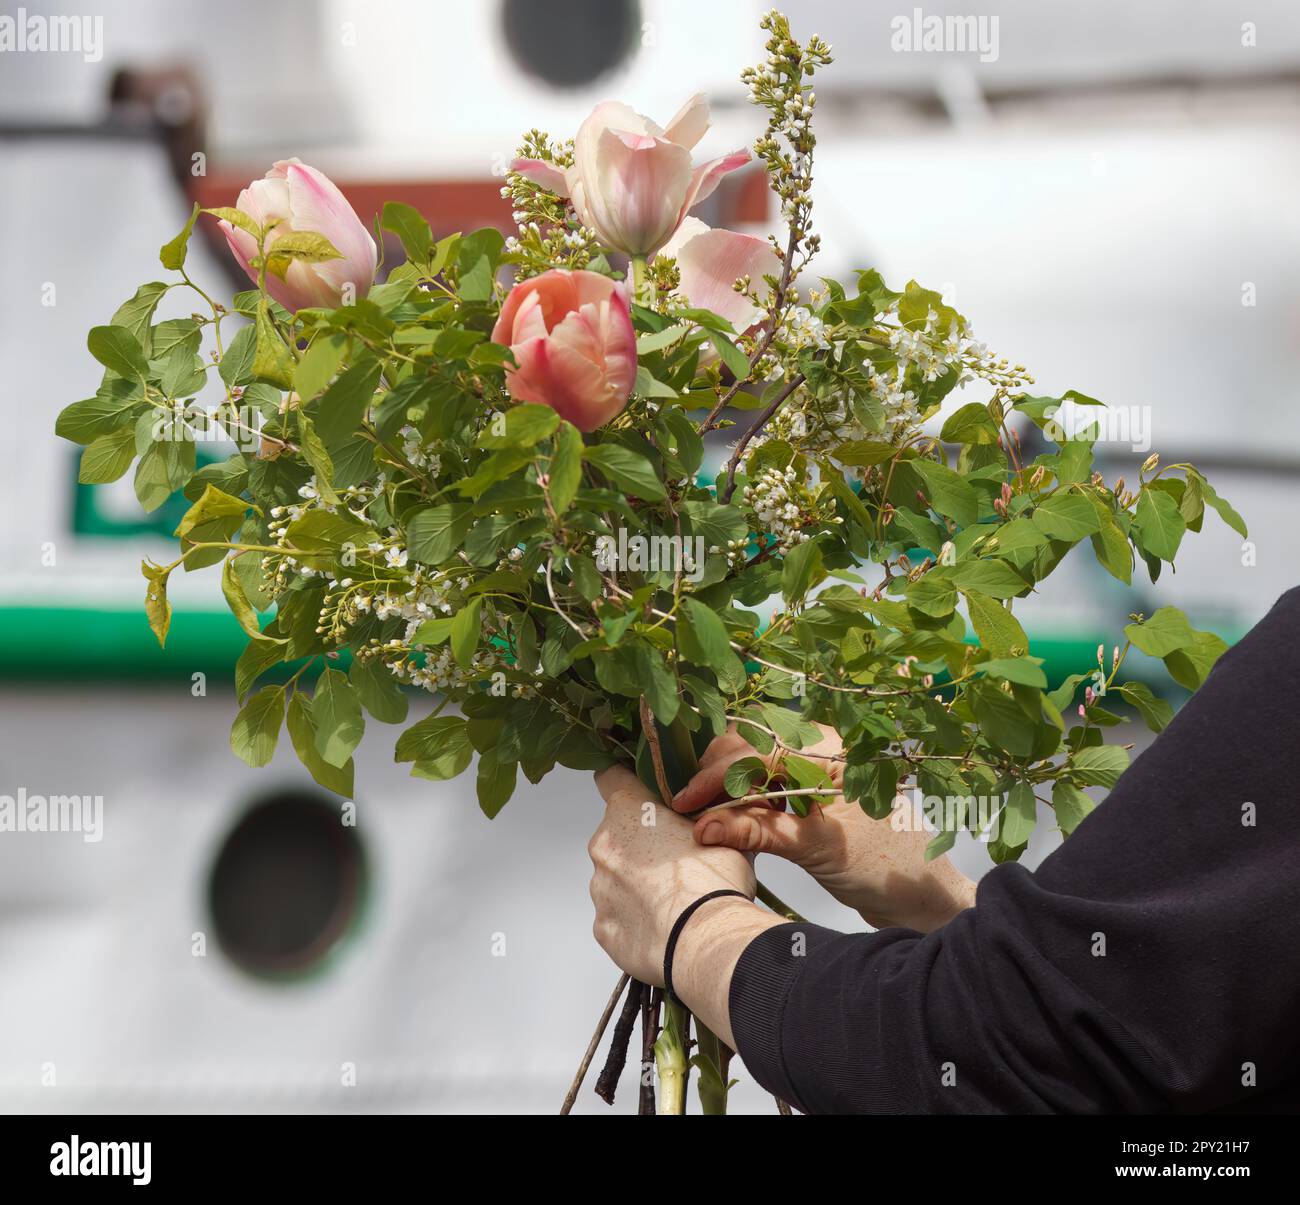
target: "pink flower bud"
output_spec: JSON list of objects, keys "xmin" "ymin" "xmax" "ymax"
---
[
  {"xmin": 513, "ymin": 95, "xmax": 750, "ymax": 258},
  {"xmin": 217, "ymin": 159, "xmax": 377, "ymax": 312},
  {"xmin": 491, "ymin": 270, "xmax": 637, "ymax": 431}
]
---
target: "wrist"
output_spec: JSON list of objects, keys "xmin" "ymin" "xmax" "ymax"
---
[
  {"xmin": 670, "ymin": 897, "xmax": 785, "ymax": 1050},
  {"xmin": 860, "ymin": 866, "xmax": 977, "ymax": 933}
]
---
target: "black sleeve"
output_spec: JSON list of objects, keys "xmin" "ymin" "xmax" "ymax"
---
[{"xmin": 729, "ymin": 586, "xmax": 1300, "ymax": 1114}]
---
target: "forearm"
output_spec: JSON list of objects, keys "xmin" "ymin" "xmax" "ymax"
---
[{"xmin": 670, "ymin": 897, "xmax": 787, "ymax": 1050}]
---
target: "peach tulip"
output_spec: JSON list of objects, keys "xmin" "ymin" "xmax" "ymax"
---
[
  {"xmin": 513, "ymin": 94, "xmax": 749, "ymax": 258},
  {"xmin": 660, "ymin": 217, "xmax": 780, "ymax": 332},
  {"xmin": 218, "ymin": 159, "xmax": 377, "ymax": 312},
  {"xmin": 491, "ymin": 270, "xmax": 637, "ymax": 432}
]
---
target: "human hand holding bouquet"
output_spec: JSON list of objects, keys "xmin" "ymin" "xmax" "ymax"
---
[{"xmin": 56, "ymin": 10, "xmax": 1246, "ymax": 1113}]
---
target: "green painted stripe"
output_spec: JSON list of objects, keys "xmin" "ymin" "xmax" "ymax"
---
[
  {"xmin": 0, "ymin": 604, "xmax": 1202, "ymax": 694},
  {"xmin": 0, "ymin": 606, "xmax": 247, "ymax": 680}
]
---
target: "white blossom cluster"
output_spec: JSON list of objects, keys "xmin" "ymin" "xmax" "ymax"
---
[
  {"xmin": 385, "ymin": 643, "xmax": 488, "ymax": 694},
  {"xmin": 742, "ymin": 465, "xmax": 813, "ymax": 553},
  {"xmin": 399, "ymin": 425, "xmax": 441, "ymax": 475}
]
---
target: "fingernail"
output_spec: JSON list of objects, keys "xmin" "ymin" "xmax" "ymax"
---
[{"xmin": 699, "ymin": 821, "xmax": 723, "ymax": 845}]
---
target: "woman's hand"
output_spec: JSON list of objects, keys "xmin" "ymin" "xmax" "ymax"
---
[
  {"xmin": 588, "ymin": 764, "xmax": 785, "ymax": 1046},
  {"xmin": 671, "ymin": 723, "xmax": 976, "ymax": 933}
]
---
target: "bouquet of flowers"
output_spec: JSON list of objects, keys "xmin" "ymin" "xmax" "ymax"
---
[{"xmin": 56, "ymin": 10, "xmax": 1244, "ymax": 1113}]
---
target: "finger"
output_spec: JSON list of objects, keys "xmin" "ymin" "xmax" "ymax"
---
[
  {"xmin": 692, "ymin": 805, "xmax": 811, "ymax": 860},
  {"xmin": 670, "ymin": 748, "xmax": 751, "ymax": 813},
  {"xmin": 594, "ymin": 764, "xmax": 649, "ymax": 809}
]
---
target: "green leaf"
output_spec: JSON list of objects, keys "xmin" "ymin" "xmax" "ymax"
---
[
  {"xmin": 159, "ymin": 202, "xmax": 201, "ymax": 270},
  {"xmin": 314, "ymin": 358, "xmax": 382, "ymax": 448},
  {"xmin": 450, "ymin": 598, "xmax": 482, "ymax": 670},
  {"xmin": 176, "ymin": 483, "xmax": 253, "ymax": 539},
  {"xmin": 235, "ymin": 636, "xmax": 288, "ymax": 702},
  {"xmin": 906, "ymin": 575, "xmax": 957, "ymax": 618},
  {"xmin": 1072, "ymin": 744, "xmax": 1129, "ymax": 788},
  {"xmin": 978, "ymin": 656, "xmax": 1047, "ymax": 688},
  {"xmin": 55, "ymin": 392, "xmax": 140, "ymax": 445},
  {"xmin": 636, "ymin": 323, "xmax": 691, "ymax": 355},
  {"xmin": 548, "ymin": 421, "xmax": 584, "ymax": 514},
  {"xmin": 265, "ymin": 231, "xmax": 343, "ymax": 275},
  {"xmin": 221, "ymin": 557, "xmax": 276, "ymax": 642},
  {"xmin": 478, "ymin": 403, "xmax": 559, "ymax": 449},
  {"xmin": 88, "ymin": 325, "xmax": 149, "ymax": 380},
  {"xmin": 1031, "ymin": 492, "xmax": 1100, "ymax": 541},
  {"xmin": 910, "ymin": 458, "xmax": 979, "ymax": 526},
  {"xmin": 635, "ymin": 642, "xmax": 681, "ymax": 724},
  {"xmin": 230, "ymin": 686, "xmax": 285, "ymax": 768},
  {"xmin": 287, "ymin": 693, "xmax": 355, "ymax": 798},
  {"xmin": 723, "ymin": 756, "xmax": 766, "ymax": 798},
  {"xmin": 382, "ymin": 201, "xmax": 435, "ymax": 264},
  {"xmin": 1164, "ymin": 629, "xmax": 1227, "ymax": 691},
  {"xmin": 252, "ymin": 305, "xmax": 294, "ymax": 389},
  {"xmin": 999, "ymin": 782, "xmax": 1038, "ymax": 848},
  {"xmin": 1132, "ymin": 488, "xmax": 1186, "ymax": 561},
  {"xmin": 963, "ymin": 590, "xmax": 1028, "ymax": 658},
  {"xmin": 141, "ymin": 559, "xmax": 172, "ymax": 648},
  {"xmin": 78, "ymin": 425, "xmax": 137, "ymax": 484},
  {"xmin": 1089, "ymin": 497, "xmax": 1133, "ymax": 584},
  {"xmin": 456, "ymin": 227, "xmax": 504, "ymax": 302},
  {"xmin": 978, "ymin": 517, "xmax": 1047, "ymax": 558},
  {"xmin": 945, "ymin": 559, "xmax": 1029, "ymax": 599},
  {"xmin": 202, "ymin": 206, "xmax": 260, "ymax": 239},
  {"xmin": 219, "ymin": 324, "xmax": 257, "ymax": 387},
  {"xmin": 834, "ymin": 440, "xmax": 897, "ymax": 467},
  {"xmin": 1052, "ymin": 781, "xmax": 1095, "ymax": 836},
  {"xmin": 407, "ymin": 503, "xmax": 473, "ymax": 565},
  {"xmin": 1116, "ymin": 681, "xmax": 1174, "ymax": 733},
  {"xmin": 759, "ymin": 703, "xmax": 821, "ymax": 750},
  {"xmin": 583, "ymin": 444, "xmax": 666, "ymax": 501},
  {"xmin": 781, "ymin": 539, "xmax": 823, "ymax": 602},
  {"xmin": 971, "ymin": 681, "xmax": 1037, "ymax": 757},
  {"xmin": 293, "ymin": 335, "xmax": 348, "ymax": 402},
  {"xmin": 396, "ymin": 714, "xmax": 471, "ymax": 767},
  {"xmin": 1123, "ymin": 606, "xmax": 1196, "ymax": 658},
  {"xmin": 1193, "ymin": 472, "xmax": 1248, "ymax": 538},
  {"xmin": 312, "ymin": 667, "xmax": 365, "ymax": 769},
  {"xmin": 111, "ymin": 283, "xmax": 169, "ymax": 349},
  {"xmin": 708, "ymin": 331, "xmax": 750, "ymax": 378},
  {"xmin": 134, "ymin": 437, "xmax": 196, "ymax": 513},
  {"xmin": 679, "ymin": 500, "xmax": 747, "ymax": 552},
  {"xmin": 349, "ymin": 656, "xmax": 409, "ymax": 724},
  {"xmin": 678, "ymin": 597, "xmax": 744, "ymax": 688},
  {"xmin": 940, "ymin": 402, "xmax": 1001, "ymax": 445},
  {"xmin": 477, "ymin": 756, "xmax": 518, "ymax": 818},
  {"xmin": 295, "ymin": 414, "xmax": 339, "ymax": 505}
]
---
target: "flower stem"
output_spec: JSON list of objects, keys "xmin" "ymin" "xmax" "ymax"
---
[
  {"xmin": 631, "ymin": 255, "xmax": 653, "ymax": 307},
  {"xmin": 654, "ymin": 995, "xmax": 690, "ymax": 1115}
]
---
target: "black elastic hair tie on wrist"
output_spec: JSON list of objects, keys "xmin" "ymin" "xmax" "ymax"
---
[{"xmin": 663, "ymin": 889, "xmax": 749, "ymax": 1006}]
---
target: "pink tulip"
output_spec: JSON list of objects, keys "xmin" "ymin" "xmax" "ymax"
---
[
  {"xmin": 513, "ymin": 94, "xmax": 750, "ymax": 258},
  {"xmin": 218, "ymin": 159, "xmax": 378, "ymax": 312},
  {"xmin": 491, "ymin": 270, "xmax": 637, "ymax": 432},
  {"xmin": 660, "ymin": 216, "xmax": 779, "ymax": 332}
]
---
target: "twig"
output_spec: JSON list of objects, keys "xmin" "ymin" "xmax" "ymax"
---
[
  {"xmin": 594, "ymin": 975, "xmax": 644, "ymax": 1104},
  {"xmin": 775, "ymin": 1096, "xmax": 793, "ymax": 1115},
  {"xmin": 755, "ymin": 880, "xmax": 806, "ymax": 923},
  {"xmin": 640, "ymin": 697, "xmax": 674, "ymax": 806},
  {"xmin": 639, "ymin": 987, "xmax": 661, "ymax": 1115},
  {"xmin": 718, "ymin": 371, "xmax": 807, "ymax": 503},
  {"xmin": 560, "ymin": 971, "xmax": 629, "ymax": 1115},
  {"xmin": 699, "ymin": 227, "xmax": 801, "ymax": 434}
]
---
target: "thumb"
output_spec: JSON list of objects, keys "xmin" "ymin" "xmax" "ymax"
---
[{"xmin": 692, "ymin": 805, "xmax": 811, "ymax": 862}]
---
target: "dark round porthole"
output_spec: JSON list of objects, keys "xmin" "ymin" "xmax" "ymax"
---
[
  {"xmin": 502, "ymin": 0, "xmax": 641, "ymax": 89},
  {"xmin": 208, "ymin": 791, "xmax": 367, "ymax": 980}
]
